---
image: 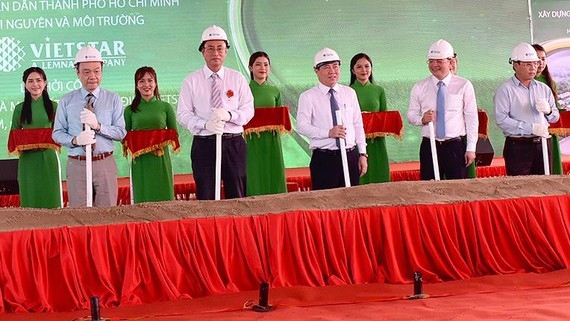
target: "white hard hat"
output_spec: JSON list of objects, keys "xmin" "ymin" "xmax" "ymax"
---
[
  {"xmin": 74, "ymin": 45, "xmax": 103, "ymax": 66},
  {"xmin": 427, "ymin": 39, "xmax": 454, "ymax": 59},
  {"xmin": 199, "ymin": 25, "xmax": 229, "ymax": 51},
  {"xmin": 509, "ymin": 42, "xmax": 539, "ymax": 63},
  {"xmin": 314, "ymin": 48, "xmax": 341, "ymax": 68}
]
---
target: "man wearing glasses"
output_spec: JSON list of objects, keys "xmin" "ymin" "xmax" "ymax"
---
[
  {"xmin": 407, "ymin": 39, "xmax": 478, "ymax": 180},
  {"xmin": 177, "ymin": 25, "xmax": 254, "ymax": 199},
  {"xmin": 297, "ymin": 48, "xmax": 367, "ymax": 190},
  {"xmin": 494, "ymin": 42, "xmax": 559, "ymax": 176}
]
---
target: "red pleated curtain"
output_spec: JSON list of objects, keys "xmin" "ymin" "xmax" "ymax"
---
[{"xmin": 1, "ymin": 195, "xmax": 569, "ymax": 313}]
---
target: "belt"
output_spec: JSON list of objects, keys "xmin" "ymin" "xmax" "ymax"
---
[
  {"xmin": 422, "ymin": 136, "xmax": 463, "ymax": 146},
  {"xmin": 314, "ymin": 146, "xmax": 357, "ymax": 155},
  {"xmin": 69, "ymin": 151, "xmax": 113, "ymax": 161},
  {"xmin": 195, "ymin": 133, "xmax": 242, "ymax": 140},
  {"xmin": 506, "ymin": 136, "xmax": 542, "ymax": 144}
]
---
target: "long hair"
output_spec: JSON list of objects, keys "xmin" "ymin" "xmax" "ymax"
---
[
  {"xmin": 532, "ymin": 44, "xmax": 558, "ymax": 102},
  {"xmin": 349, "ymin": 53, "xmax": 375, "ymax": 85},
  {"xmin": 248, "ymin": 51, "xmax": 271, "ymax": 80},
  {"xmin": 130, "ymin": 66, "xmax": 161, "ymax": 112},
  {"xmin": 20, "ymin": 67, "xmax": 54, "ymax": 126}
]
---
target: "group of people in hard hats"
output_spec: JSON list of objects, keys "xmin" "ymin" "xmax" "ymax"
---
[
  {"xmin": 298, "ymin": 38, "xmax": 560, "ymax": 185},
  {"xmin": 8, "ymin": 24, "xmax": 560, "ymax": 209},
  {"xmin": 408, "ymin": 40, "xmax": 560, "ymax": 180}
]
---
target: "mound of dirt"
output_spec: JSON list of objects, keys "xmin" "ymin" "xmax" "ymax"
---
[{"xmin": 1, "ymin": 175, "xmax": 569, "ymax": 232}]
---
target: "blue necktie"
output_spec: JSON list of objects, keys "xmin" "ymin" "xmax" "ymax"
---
[
  {"xmin": 436, "ymin": 81, "xmax": 446, "ymax": 139},
  {"xmin": 329, "ymin": 88, "xmax": 341, "ymax": 148}
]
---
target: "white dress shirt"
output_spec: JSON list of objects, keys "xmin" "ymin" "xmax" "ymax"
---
[
  {"xmin": 297, "ymin": 82, "xmax": 366, "ymax": 153},
  {"xmin": 177, "ymin": 65, "xmax": 254, "ymax": 135},
  {"xmin": 407, "ymin": 73, "xmax": 479, "ymax": 152}
]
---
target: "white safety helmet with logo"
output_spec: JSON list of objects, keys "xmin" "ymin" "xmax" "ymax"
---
[
  {"xmin": 198, "ymin": 25, "xmax": 230, "ymax": 52},
  {"xmin": 74, "ymin": 45, "xmax": 103, "ymax": 66},
  {"xmin": 314, "ymin": 47, "xmax": 341, "ymax": 69},
  {"xmin": 509, "ymin": 42, "xmax": 539, "ymax": 63},
  {"xmin": 427, "ymin": 39, "xmax": 454, "ymax": 60}
]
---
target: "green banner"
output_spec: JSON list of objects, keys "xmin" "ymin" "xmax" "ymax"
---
[{"xmin": 0, "ymin": 0, "xmax": 531, "ymax": 177}]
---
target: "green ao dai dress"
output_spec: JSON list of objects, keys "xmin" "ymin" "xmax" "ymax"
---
[
  {"xmin": 536, "ymin": 74, "xmax": 563, "ymax": 175},
  {"xmin": 246, "ymin": 80, "xmax": 287, "ymax": 196},
  {"xmin": 10, "ymin": 97, "xmax": 61, "ymax": 208},
  {"xmin": 124, "ymin": 97, "xmax": 178, "ymax": 203},
  {"xmin": 350, "ymin": 81, "xmax": 391, "ymax": 183}
]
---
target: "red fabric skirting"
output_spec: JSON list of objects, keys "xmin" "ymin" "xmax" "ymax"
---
[
  {"xmin": 0, "ymin": 195, "xmax": 19, "ymax": 208},
  {"xmin": 1, "ymin": 194, "xmax": 569, "ymax": 313},
  {"xmin": 389, "ymin": 163, "xmax": 511, "ymax": 182}
]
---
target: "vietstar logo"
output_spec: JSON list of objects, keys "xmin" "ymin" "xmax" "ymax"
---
[
  {"xmin": 0, "ymin": 37, "xmax": 127, "ymax": 72},
  {"xmin": 29, "ymin": 37, "xmax": 127, "ymax": 69},
  {"xmin": 0, "ymin": 36, "xmax": 26, "ymax": 72}
]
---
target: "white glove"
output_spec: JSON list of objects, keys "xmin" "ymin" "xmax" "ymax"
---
[
  {"xmin": 535, "ymin": 99, "xmax": 551, "ymax": 114},
  {"xmin": 205, "ymin": 119, "xmax": 225, "ymax": 135},
  {"xmin": 75, "ymin": 128, "xmax": 96, "ymax": 146},
  {"xmin": 211, "ymin": 108, "xmax": 231, "ymax": 122},
  {"xmin": 532, "ymin": 123, "xmax": 550, "ymax": 138},
  {"xmin": 80, "ymin": 108, "xmax": 99, "ymax": 130}
]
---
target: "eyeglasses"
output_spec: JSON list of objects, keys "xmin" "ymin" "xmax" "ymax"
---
[
  {"xmin": 205, "ymin": 46, "xmax": 226, "ymax": 54},
  {"xmin": 427, "ymin": 59, "xmax": 450, "ymax": 65},
  {"xmin": 518, "ymin": 61, "xmax": 538, "ymax": 68},
  {"xmin": 319, "ymin": 63, "xmax": 340, "ymax": 71}
]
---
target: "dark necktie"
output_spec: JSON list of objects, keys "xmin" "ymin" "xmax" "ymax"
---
[
  {"xmin": 85, "ymin": 93, "xmax": 95, "ymax": 111},
  {"xmin": 85, "ymin": 93, "xmax": 95, "ymax": 149},
  {"xmin": 329, "ymin": 88, "xmax": 341, "ymax": 149},
  {"xmin": 436, "ymin": 81, "xmax": 446, "ymax": 139}
]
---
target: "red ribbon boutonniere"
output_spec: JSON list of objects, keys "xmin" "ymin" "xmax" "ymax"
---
[{"xmin": 226, "ymin": 90, "xmax": 234, "ymax": 98}]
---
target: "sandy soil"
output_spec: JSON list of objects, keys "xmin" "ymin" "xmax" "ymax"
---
[{"xmin": 1, "ymin": 175, "xmax": 569, "ymax": 232}]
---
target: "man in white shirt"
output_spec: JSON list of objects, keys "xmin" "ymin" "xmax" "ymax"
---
[
  {"xmin": 407, "ymin": 39, "xmax": 478, "ymax": 180},
  {"xmin": 177, "ymin": 25, "xmax": 254, "ymax": 199},
  {"xmin": 297, "ymin": 48, "xmax": 367, "ymax": 190}
]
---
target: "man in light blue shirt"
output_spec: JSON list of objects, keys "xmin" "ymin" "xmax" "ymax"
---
[
  {"xmin": 494, "ymin": 43, "xmax": 559, "ymax": 176},
  {"xmin": 52, "ymin": 45, "xmax": 126, "ymax": 207}
]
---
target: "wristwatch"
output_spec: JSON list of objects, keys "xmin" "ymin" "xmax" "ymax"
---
[{"xmin": 359, "ymin": 153, "xmax": 368, "ymax": 158}]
